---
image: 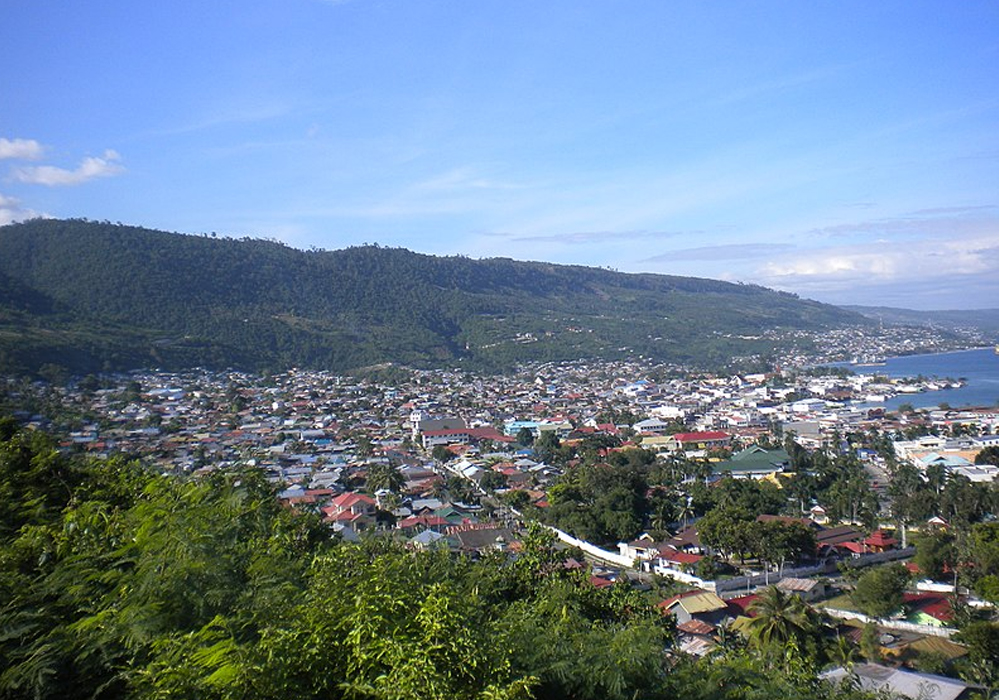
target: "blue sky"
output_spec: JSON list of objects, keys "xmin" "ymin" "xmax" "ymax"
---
[{"xmin": 1, "ymin": 0, "xmax": 997, "ymax": 310}]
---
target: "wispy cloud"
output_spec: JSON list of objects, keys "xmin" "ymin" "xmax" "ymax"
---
[
  {"xmin": 756, "ymin": 234, "xmax": 998, "ymax": 301},
  {"xmin": 0, "ymin": 138, "xmax": 44, "ymax": 160},
  {"xmin": 502, "ymin": 229, "xmax": 687, "ymax": 245},
  {"xmin": 713, "ymin": 64, "xmax": 851, "ymax": 106},
  {"xmin": 906, "ymin": 204, "xmax": 997, "ymax": 217},
  {"xmin": 411, "ymin": 167, "xmax": 525, "ymax": 193},
  {"xmin": 0, "ymin": 193, "xmax": 47, "ymax": 225},
  {"xmin": 643, "ymin": 242, "xmax": 795, "ymax": 262},
  {"xmin": 807, "ymin": 204, "xmax": 998, "ymax": 241},
  {"xmin": 147, "ymin": 100, "xmax": 300, "ymax": 138},
  {"xmin": 11, "ymin": 150, "xmax": 125, "ymax": 186}
]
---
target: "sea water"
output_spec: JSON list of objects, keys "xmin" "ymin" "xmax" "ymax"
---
[{"xmin": 848, "ymin": 347, "xmax": 998, "ymax": 410}]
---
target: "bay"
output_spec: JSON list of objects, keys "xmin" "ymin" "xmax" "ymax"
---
[{"xmin": 846, "ymin": 347, "xmax": 998, "ymax": 410}]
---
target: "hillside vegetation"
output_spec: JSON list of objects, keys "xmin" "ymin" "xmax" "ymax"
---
[
  {"xmin": 0, "ymin": 418, "xmax": 888, "ymax": 700},
  {"xmin": 0, "ymin": 219, "xmax": 865, "ymax": 376},
  {"xmin": 843, "ymin": 305, "xmax": 999, "ymax": 338}
]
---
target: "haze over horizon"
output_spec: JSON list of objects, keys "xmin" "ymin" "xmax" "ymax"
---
[{"xmin": 1, "ymin": 1, "xmax": 997, "ymax": 311}]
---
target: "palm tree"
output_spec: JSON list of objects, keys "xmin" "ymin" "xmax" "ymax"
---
[
  {"xmin": 732, "ymin": 586, "xmax": 815, "ymax": 652},
  {"xmin": 366, "ymin": 462, "xmax": 404, "ymax": 494},
  {"xmin": 678, "ymin": 495, "xmax": 696, "ymax": 529},
  {"xmin": 827, "ymin": 633, "xmax": 858, "ymax": 670}
]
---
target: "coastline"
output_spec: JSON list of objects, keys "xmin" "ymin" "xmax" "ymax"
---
[{"xmin": 846, "ymin": 347, "xmax": 998, "ymax": 410}]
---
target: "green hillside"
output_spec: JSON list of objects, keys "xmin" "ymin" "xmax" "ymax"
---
[
  {"xmin": 842, "ymin": 305, "xmax": 998, "ymax": 338},
  {"xmin": 0, "ymin": 219, "xmax": 866, "ymax": 376}
]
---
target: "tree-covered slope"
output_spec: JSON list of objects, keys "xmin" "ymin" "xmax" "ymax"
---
[
  {"xmin": 842, "ymin": 305, "xmax": 999, "ymax": 338},
  {"xmin": 0, "ymin": 418, "xmax": 899, "ymax": 700},
  {"xmin": 0, "ymin": 219, "xmax": 866, "ymax": 375}
]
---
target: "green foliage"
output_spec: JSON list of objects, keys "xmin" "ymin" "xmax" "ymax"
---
[
  {"xmin": 913, "ymin": 528, "xmax": 956, "ymax": 582},
  {"xmin": 960, "ymin": 521, "xmax": 999, "ymax": 602},
  {"xmin": 366, "ymin": 462, "xmax": 405, "ymax": 494},
  {"xmin": 851, "ymin": 564, "xmax": 910, "ymax": 619},
  {"xmin": 667, "ymin": 650, "xmax": 885, "ymax": 700},
  {"xmin": 0, "ymin": 219, "xmax": 866, "ymax": 377},
  {"xmin": 431, "ymin": 445, "xmax": 453, "ymax": 462},
  {"xmin": 974, "ymin": 445, "xmax": 998, "ymax": 466},
  {"xmin": 542, "ymin": 461, "xmax": 649, "ymax": 545},
  {"xmin": 731, "ymin": 586, "xmax": 824, "ymax": 660},
  {"xmin": 0, "ymin": 419, "xmax": 932, "ymax": 700},
  {"xmin": 515, "ymin": 428, "xmax": 535, "ymax": 448},
  {"xmin": 953, "ymin": 621, "xmax": 999, "ymax": 691},
  {"xmin": 0, "ymin": 421, "xmax": 672, "ymax": 699},
  {"xmin": 859, "ymin": 622, "xmax": 881, "ymax": 663}
]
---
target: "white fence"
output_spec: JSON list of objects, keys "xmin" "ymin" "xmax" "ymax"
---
[
  {"xmin": 537, "ymin": 518, "xmax": 918, "ymax": 598},
  {"xmin": 544, "ymin": 524, "xmax": 635, "ymax": 568},
  {"xmin": 713, "ymin": 547, "xmax": 916, "ymax": 594}
]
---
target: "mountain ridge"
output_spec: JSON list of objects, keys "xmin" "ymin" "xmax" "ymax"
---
[
  {"xmin": 0, "ymin": 218, "xmax": 868, "ymax": 376},
  {"xmin": 841, "ymin": 305, "xmax": 998, "ymax": 338}
]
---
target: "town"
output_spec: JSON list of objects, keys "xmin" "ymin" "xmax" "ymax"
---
[{"xmin": 3, "ymin": 330, "xmax": 997, "ymax": 697}]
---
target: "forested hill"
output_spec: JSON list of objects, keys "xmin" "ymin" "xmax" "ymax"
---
[
  {"xmin": 0, "ymin": 218, "xmax": 865, "ymax": 376},
  {"xmin": 842, "ymin": 305, "xmax": 999, "ymax": 338}
]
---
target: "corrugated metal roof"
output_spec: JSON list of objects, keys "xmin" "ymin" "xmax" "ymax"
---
[{"xmin": 673, "ymin": 591, "xmax": 727, "ymax": 614}]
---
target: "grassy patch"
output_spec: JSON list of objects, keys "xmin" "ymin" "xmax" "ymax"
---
[{"xmin": 822, "ymin": 593, "xmax": 860, "ymax": 612}]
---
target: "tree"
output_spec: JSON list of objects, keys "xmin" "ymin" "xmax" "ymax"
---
[
  {"xmin": 851, "ymin": 564, "xmax": 909, "ymax": 619},
  {"xmin": 366, "ymin": 461, "xmax": 405, "ymax": 494},
  {"xmin": 697, "ymin": 506, "xmax": 756, "ymax": 564},
  {"xmin": 431, "ymin": 445, "xmax": 453, "ymax": 462},
  {"xmin": 760, "ymin": 521, "xmax": 817, "ymax": 576},
  {"xmin": 886, "ymin": 462, "xmax": 931, "ymax": 547},
  {"xmin": 959, "ymin": 521, "xmax": 999, "ymax": 602},
  {"xmin": 354, "ymin": 434, "xmax": 376, "ymax": 457},
  {"xmin": 515, "ymin": 428, "xmax": 534, "ymax": 447},
  {"xmin": 859, "ymin": 622, "xmax": 881, "ymax": 662},
  {"xmin": 732, "ymin": 586, "xmax": 818, "ymax": 655},
  {"xmin": 954, "ymin": 621, "xmax": 999, "ymax": 692},
  {"xmin": 479, "ymin": 470, "xmax": 507, "ymax": 492},
  {"xmin": 913, "ymin": 528, "xmax": 956, "ymax": 583},
  {"xmin": 533, "ymin": 430, "xmax": 564, "ymax": 466},
  {"xmin": 974, "ymin": 445, "xmax": 998, "ymax": 466}
]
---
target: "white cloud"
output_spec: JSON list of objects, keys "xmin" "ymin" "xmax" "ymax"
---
[
  {"xmin": 756, "ymin": 235, "xmax": 998, "ymax": 300},
  {"xmin": 0, "ymin": 138, "xmax": 44, "ymax": 160},
  {"xmin": 510, "ymin": 229, "xmax": 687, "ymax": 245},
  {"xmin": 0, "ymin": 193, "xmax": 47, "ymax": 226},
  {"xmin": 11, "ymin": 150, "xmax": 125, "ymax": 186},
  {"xmin": 644, "ymin": 242, "xmax": 795, "ymax": 262}
]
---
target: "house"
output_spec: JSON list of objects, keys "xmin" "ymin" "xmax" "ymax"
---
[
  {"xmin": 634, "ymin": 417, "xmax": 671, "ymax": 435},
  {"xmin": 713, "ymin": 446, "xmax": 790, "ymax": 480},
  {"xmin": 815, "ymin": 524, "xmax": 864, "ymax": 557},
  {"xmin": 411, "ymin": 414, "xmax": 468, "ymax": 441},
  {"xmin": 448, "ymin": 524, "xmax": 516, "ymax": 555},
  {"xmin": 619, "ymin": 534, "xmax": 673, "ymax": 563},
  {"xmin": 396, "ymin": 513, "xmax": 450, "ymax": 533},
  {"xmin": 648, "ymin": 548, "xmax": 703, "ymax": 576},
  {"xmin": 724, "ymin": 594, "xmax": 759, "ymax": 618},
  {"xmin": 822, "ymin": 663, "xmax": 973, "ymax": 700},
  {"xmin": 903, "ymin": 592, "xmax": 954, "ymax": 628},
  {"xmin": 675, "ymin": 618, "xmax": 717, "ymax": 657},
  {"xmin": 321, "ymin": 491, "xmax": 376, "ymax": 529},
  {"xmin": 421, "ymin": 428, "xmax": 471, "ymax": 448},
  {"xmin": 409, "ymin": 529, "xmax": 448, "ymax": 551},
  {"xmin": 673, "ymin": 431, "xmax": 731, "ymax": 453},
  {"xmin": 863, "ymin": 529, "xmax": 898, "ymax": 553},
  {"xmin": 639, "ymin": 435, "xmax": 678, "ymax": 454},
  {"xmin": 775, "ymin": 577, "xmax": 827, "ymax": 603},
  {"xmin": 658, "ymin": 590, "xmax": 728, "ymax": 626},
  {"xmin": 669, "ymin": 526, "xmax": 705, "ymax": 554},
  {"xmin": 896, "ymin": 635, "xmax": 968, "ymax": 668}
]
